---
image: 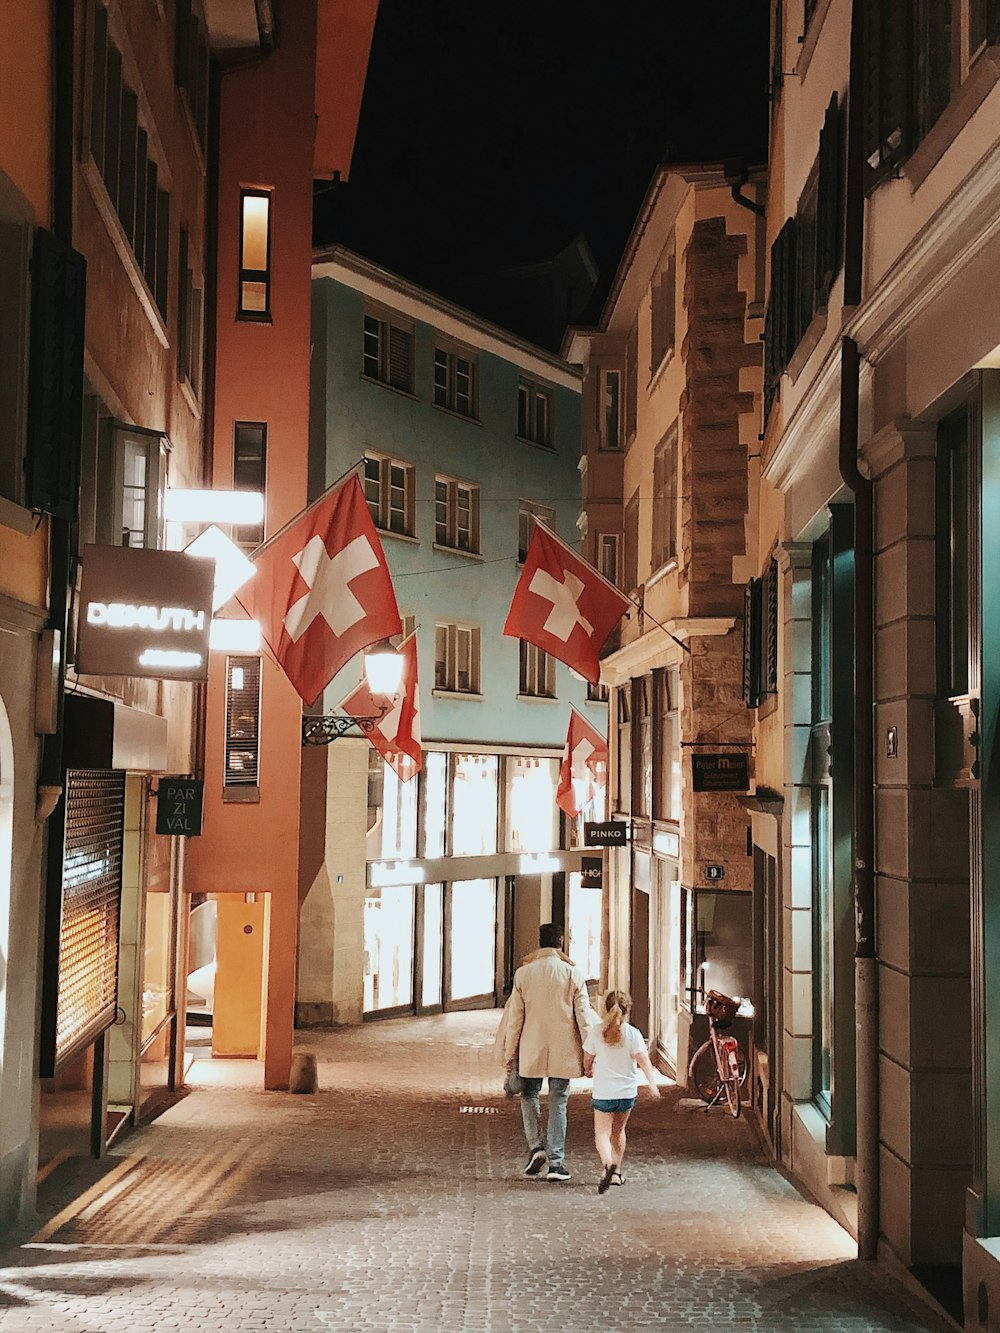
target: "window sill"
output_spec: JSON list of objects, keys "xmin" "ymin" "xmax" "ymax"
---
[
  {"xmin": 223, "ymin": 785, "xmax": 260, "ymax": 803},
  {"xmin": 646, "ymin": 346, "xmax": 675, "ymax": 393},
  {"xmin": 379, "ymin": 527, "xmax": 419, "ymax": 545},
  {"xmin": 236, "ymin": 311, "xmax": 272, "ymax": 325},
  {"xmin": 905, "ymin": 47, "xmax": 1000, "ymax": 193},
  {"xmin": 432, "ymin": 541, "xmax": 483, "ymax": 561},
  {"xmin": 431, "ymin": 402, "xmax": 482, "ymax": 427},
  {"xmin": 516, "ymin": 692, "xmax": 558, "ymax": 703},
  {"xmin": 361, "ymin": 373, "xmax": 418, "ymax": 401},
  {"xmin": 647, "ymin": 558, "xmax": 678, "ymax": 590},
  {"xmin": 795, "ymin": 0, "xmax": 834, "ymax": 81},
  {"xmin": 179, "ymin": 376, "xmax": 202, "ymax": 421},
  {"xmin": 81, "ymin": 157, "xmax": 169, "ymax": 350},
  {"xmin": 516, "ymin": 434, "xmax": 555, "ymax": 452},
  {"xmin": 432, "ymin": 688, "xmax": 483, "ymax": 701},
  {"xmin": 0, "ymin": 495, "xmax": 37, "ymax": 536},
  {"xmin": 786, "ymin": 306, "xmax": 828, "ymax": 385}
]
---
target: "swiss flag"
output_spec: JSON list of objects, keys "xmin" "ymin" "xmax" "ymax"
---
[
  {"xmin": 236, "ymin": 474, "xmax": 402, "ymax": 706},
  {"xmin": 503, "ymin": 523, "xmax": 629, "ymax": 685},
  {"xmin": 556, "ymin": 707, "xmax": 609, "ymax": 817},
  {"xmin": 340, "ymin": 632, "xmax": 421, "ymax": 781}
]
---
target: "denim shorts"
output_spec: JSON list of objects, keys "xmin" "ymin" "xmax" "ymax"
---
[{"xmin": 592, "ymin": 1096, "xmax": 636, "ymax": 1113}]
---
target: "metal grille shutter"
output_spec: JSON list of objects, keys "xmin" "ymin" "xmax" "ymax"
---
[
  {"xmin": 54, "ymin": 770, "xmax": 126, "ymax": 1070},
  {"xmin": 742, "ymin": 579, "xmax": 763, "ymax": 707}
]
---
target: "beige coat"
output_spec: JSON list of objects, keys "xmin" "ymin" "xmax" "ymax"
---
[{"xmin": 500, "ymin": 948, "xmax": 595, "ymax": 1078}]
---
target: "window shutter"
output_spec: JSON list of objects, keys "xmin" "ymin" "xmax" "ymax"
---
[
  {"xmin": 225, "ymin": 656, "xmax": 261, "ymax": 786},
  {"xmin": 815, "ymin": 94, "xmax": 842, "ymax": 305},
  {"xmin": 742, "ymin": 579, "xmax": 763, "ymax": 707},
  {"xmin": 914, "ymin": 0, "xmax": 953, "ymax": 142},
  {"xmin": 989, "ymin": 0, "xmax": 1000, "ymax": 43},
  {"xmin": 864, "ymin": 0, "xmax": 914, "ymax": 190},
  {"xmin": 388, "ymin": 325, "xmax": 412, "ymax": 391},
  {"xmin": 763, "ymin": 220, "xmax": 796, "ymax": 419},
  {"xmin": 763, "ymin": 558, "xmax": 779, "ymax": 695},
  {"xmin": 26, "ymin": 228, "xmax": 86, "ymax": 521}
]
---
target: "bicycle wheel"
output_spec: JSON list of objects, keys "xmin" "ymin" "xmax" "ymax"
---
[
  {"xmin": 724, "ymin": 1075, "xmax": 742, "ymax": 1119},
  {"xmin": 690, "ymin": 1041, "xmax": 723, "ymax": 1103}
]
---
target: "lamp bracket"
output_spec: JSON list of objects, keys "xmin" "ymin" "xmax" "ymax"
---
[{"xmin": 301, "ymin": 704, "xmax": 388, "ymax": 746}]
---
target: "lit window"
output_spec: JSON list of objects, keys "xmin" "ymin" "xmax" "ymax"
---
[
  {"xmin": 362, "ymin": 312, "xmax": 413, "ymax": 392},
  {"xmin": 239, "ymin": 189, "xmax": 271, "ymax": 318},
  {"xmin": 433, "ymin": 346, "xmax": 477, "ymax": 417},
  {"xmin": 233, "ymin": 421, "xmax": 266, "ymax": 546},
  {"xmin": 364, "ymin": 454, "xmax": 415, "ymax": 537},
  {"xmin": 518, "ymin": 500, "xmax": 556, "ymax": 563},
  {"xmin": 517, "ymin": 381, "xmax": 552, "ymax": 446},
  {"xmin": 506, "ymin": 756, "xmax": 559, "ymax": 852},
  {"xmin": 434, "ymin": 622, "xmax": 481, "ymax": 694},
  {"xmin": 99, "ymin": 422, "xmax": 167, "ymax": 549},
  {"xmin": 519, "ymin": 641, "xmax": 555, "ymax": 699},
  {"xmin": 225, "ymin": 655, "xmax": 261, "ymax": 791},
  {"xmin": 434, "ymin": 475, "xmax": 479, "ymax": 553}
]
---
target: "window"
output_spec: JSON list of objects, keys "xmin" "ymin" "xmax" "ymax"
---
[
  {"xmin": 88, "ymin": 4, "xmax": 170, "ymax": 318},
  {"xmin": 937, "ymin": 409, "xmax": 970, "ymax": 698},
  {"xmin": 587, "ymin": 680, "xmax": 610, "ymax": 703},
  {"xmin": 517, "ymin": 380, "xmax": 551, "ymax": 446},
  {"xmin": 623, "ymin": 492, "xmax": 639, "ymax": 593},
  {"xmin": 595, "ymin": 532, "xmax": 620, "ymax": 587},
  {"xmin": 363, "ymin": 312, "xmax": 413, "ymax": 392},
  {"xmin": 518, "ymin": 500, "xmax": 556, "ymax": 563},
  {"xmin": 652, "ymin": 427, "xmax": 679, "ymax": 571},
  {"xmin": 650, "ymin": 249, "xmax": 676, "ymax": 373},
  {"xmin": 655, "ymin": 667, "xmax": 681, "ymax": 821},
  {"xmin": 434, "ymin": 622, "xmax": 481, "ymax": 694},
  {"xmin": 98, "ymin": 421, "xmax": 166, "ymax": 548},
  {"xmin": 433, "ymin": 346, "xmax": 476, "ymax": 417},
  {"xmin": 636, "ymin": 676, "xmax": 652, "ymax": 817},
  {"xmin": 519, "ymin": 641, "xmax": 555, "ymax": 698},
  {"xmin": 435, "ymin": 476, "xmax": 480, "ymax": 553},
  {"xmin": 239, "ymin": 189, "xmax": 271, "ymax": 319},
  {"xmin": 364, "ymin": 454, "xmax": 415, "ymax": 537},
  {"xmin": 225, "ymin": 656, "xmax": 261, "ymax": 790},
  {"xmin": 599, "ymin": 368, "xmax": 622, "ymax": 450},
  {"xmin": 178, "ymin": 228, "xmax": 204, "ymax": 399},
  {"xmin": 624, "ymin": 319, "xmax": 639, "ymax": 441},
  {"xmin": 233, "ymin": 422, "xmax": 266, "ymax": 546},
  {"xmin": 0, "ymin": 180, "xmax": 33, "ymax": 507},
  {"xmin": 615, "ymin": 687, "xmax": 632, "ymax": 812},
  {"xmin": 175, "ymin": 0, "xmax": 210, "ymax": 151},
  {"xmin": 742, "ymin": 557, "xmax": 779, "ymax": 707}
]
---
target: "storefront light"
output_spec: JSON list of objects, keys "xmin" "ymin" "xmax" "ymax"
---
[
  {"xmin": 210, "ymin": 619, "xmax": 261, "ymax": 653},
  {"xmin": 165, "ymin": 488, "xmax": 265, "ymax": 525}
]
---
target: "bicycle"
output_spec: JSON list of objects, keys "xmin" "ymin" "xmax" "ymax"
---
[{"xmin": 687, "ymin": 989, "xmax": 749, "ymax": 1119}]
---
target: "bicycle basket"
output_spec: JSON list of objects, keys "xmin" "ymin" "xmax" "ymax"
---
[{"xmin": 705, "ymin": 990, "xmax": 739, "ymax": 1028}]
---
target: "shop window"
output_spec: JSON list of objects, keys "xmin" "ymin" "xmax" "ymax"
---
[
  {"xmin": 363, "ymin": 311, "xmax": 413, "ymax": 393},
  {"xmin": 379, "ymin": 760, "xmax": 418, "ymax": 859},
  {"xmin": 655, "ymin": 667, "xmax": 681, "ymax": 822},
  {"xmin": 519, "ymin": 641, "xmax": 555, "ymax": 699},
  {"xmin": 421, "ymin": 883, "xmax": 443, "ymax": 1008},
  {"xmin": 449, "ymin": 879, "xmax": 497, "ymax": 1002},
  {"xmin": 652, "ymin": 426, "xmax": 679, "ymax": 572},
  {"xmin": 685, "ymin": 889, "xmax": 753, "ymax": 1011},
  {"xmin": 517, "ymin": 380, "xmax": 552, "ymax": 447},
  {"xmin": 599, "ymin": 368, "xmax": 622, "ymax": 450},
  {"xmin": 505, "ymin": 756, "xmax": 559, "ymax": 853},
  {"xmin": 451, "ymin": 753, "xmax": 498, "ymax": 856},
  {"xmin": 517, "ymin": 499, "xmax": 556, "ymax": 563},
  {"xmin": 435, "ymin": 475, "xmax": 480, "ymax": 553},
  {"xmin": 421, "ymin": 751, "xmax": 448, "ymax": 857},
  {"xmin": 434, "ymin": 622, "xmax": 481, "ymax": 694},
  {"xmin": 365, "ymin": 454, "xmax": 415, "ymax": 538},
  {"xmin": 238, "ymin": 189, "xmax": 271, "ymax": 319},
  {"xmin": 433, "ymin": 346, "xmax": 477, "ymax": 418},
  {"xmin": 224, "ymin": 656, "xmax": 261, "ymax": 792},
  {"xmin": 937, "ymin": 408, "xmax": 970, "ymax": 699},
  {"xmin": 363, "ymin": 884, "xmax": 415, "ymax": 1013},
  {"xmin": 568, "ymin": 871, "xmax": 602, "ymax": 982},
  {"xmin": 233, "ymin": 421, "xmax": 266, "ymax": 547}
]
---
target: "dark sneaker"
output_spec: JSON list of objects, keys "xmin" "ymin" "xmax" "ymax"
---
[
  {"xmin": 546, "ymin": 1163, "xmax": 571, "ymax": 1181},
  {"xmin": 524, "ymin": 1148, "xmax": 547, "ymax": 1177}
]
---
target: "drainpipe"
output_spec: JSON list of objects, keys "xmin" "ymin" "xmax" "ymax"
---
[{"xmin": 840, "ymin": 0, "xmax": 878, "ymax": 1262}]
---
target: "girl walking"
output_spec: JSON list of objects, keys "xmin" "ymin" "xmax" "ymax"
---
[{"xmin": 582, "ymin": 990, "xmax": 661, "ymax": 1194}]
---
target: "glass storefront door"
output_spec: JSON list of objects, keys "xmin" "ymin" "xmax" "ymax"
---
[
  {"xmin": 447, "ymin": 878, "xmax": 497, "ymax": 1006},
  {"xmin": 420, "ymin": 882, "xmax": 443, "ymax": 1010},
  {"xmin": 568, "ymin": 871, "xmax": 601, "ymax": 982},
  {"xmin": 363, "ymin": 884, "xmax": 415, "ymax": 1015}
]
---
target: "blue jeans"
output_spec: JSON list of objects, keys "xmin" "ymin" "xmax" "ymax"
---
[{"xmin": 519, "ymin": 1077, "xmax": 571, "ymax": 1166}]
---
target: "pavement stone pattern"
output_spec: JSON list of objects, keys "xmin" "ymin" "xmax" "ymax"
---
[{"xmin": 0, "ymin": 1012, "xmax": 955, "ymax": 1332}]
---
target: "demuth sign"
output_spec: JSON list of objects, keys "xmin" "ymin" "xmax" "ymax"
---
[{"xmin": 77, "ymin": 544, "xmax": 215, "ymax": 681}]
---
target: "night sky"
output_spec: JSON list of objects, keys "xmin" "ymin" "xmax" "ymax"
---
[{"xmin": 315, "ymin": 3, "xmax": 770, "ymax": 346}]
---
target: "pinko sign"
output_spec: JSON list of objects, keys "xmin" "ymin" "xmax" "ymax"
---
[{"xmin": 76, "ymin": 544, "xmax": 215, "ymax": 680}]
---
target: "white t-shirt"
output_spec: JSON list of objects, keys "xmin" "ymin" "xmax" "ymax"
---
[{"xmin": 583, "ymin": 1021, "xmax": 647, "ymax": 1100}]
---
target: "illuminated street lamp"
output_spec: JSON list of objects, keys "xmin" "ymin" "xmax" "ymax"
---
[{"xmin": 301, "ymin": 645, "xmax": 404, "ymax": 745}]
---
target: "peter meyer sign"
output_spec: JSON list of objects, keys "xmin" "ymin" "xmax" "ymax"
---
[{"xmin": 77, "ymin": 544, "xmax": 215, "ymax": 681}]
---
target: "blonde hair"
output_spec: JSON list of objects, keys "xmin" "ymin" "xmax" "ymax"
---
[{"xmin": 601, "ymin": 989, "xmax": 631, "ymax": 1045}]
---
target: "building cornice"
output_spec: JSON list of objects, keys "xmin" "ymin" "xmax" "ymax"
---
[
  {"xmin": 761, "ymin": 343, "xmax": 842, "ymax": 493},
  {"xmin": 312, "ymin": 246, "xmax": 582, "ymax": 391},
  {"xmin": 600, "ymin": 618, "xmax": 736, "ymax": 686}
]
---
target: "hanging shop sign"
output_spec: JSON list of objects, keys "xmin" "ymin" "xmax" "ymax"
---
[
  {"xmin": 691, "ymin": 752, "xmax": 750, "ymax": 793},
  {"xmin": 581, "ymin": 855, "xmax": 604, "ymax": 887},
  {"xmin": 77, "ymin": 544, "xmax": 215, "ymax": 681},
  {"xmin": 155, "ymin": 778, "xmax": 204, "ymax": 837},
  {"xmin": 584, "ymin": 820, "xmax": 628, "ymax": 846}
]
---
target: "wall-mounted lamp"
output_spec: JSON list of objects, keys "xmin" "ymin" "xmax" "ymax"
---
[{"xmin": 301, "ymin": 645, "xmax": 404, "ymax": 746}]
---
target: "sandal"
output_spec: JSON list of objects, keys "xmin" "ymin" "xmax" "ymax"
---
[
  {"xmin": 597, "ymin": 1163, "xmax": 617, "ymax": 1195},
  {"xmin": 610, "ymin": 1170, "xmax": 625, "ymax": 1186}
]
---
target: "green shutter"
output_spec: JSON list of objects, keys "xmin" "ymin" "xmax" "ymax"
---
[
  {"xmin": 763, "ymin": 219, "xmax": 797, "ymax": 420},
  {"xmin": 864, "ymin": 0, "xmax": 915, "ymax": 190},
  {"xmin": 815, "ymin": 94, "xmax": 842, "ymax": 305},
  {"xmin": 26, "ymin": 228, "xmax": 86, "ymax": 521}
]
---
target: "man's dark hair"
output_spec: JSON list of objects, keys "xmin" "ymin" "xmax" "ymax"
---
[{"xmin": 539, "ymin": 922, "xmax": 564, "ymax": 950}]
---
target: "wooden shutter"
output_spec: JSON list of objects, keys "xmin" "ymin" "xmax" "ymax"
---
[
  {"xmin": 815, "ymin": 94, "xmax": 842, "ymax": 305},
  {"xmin": 864, "ymin": 0, "xmax": 914, "ymax": 190},
  {"xmin": 763, "ymin": 220, "xmax": 796, "ymax": 419},
  {"xmin": 388, "ymin": 325, "xmax": 412, "ymax": 392},
  {"xmin": 26, "ymin": 228, "xmax": 86, "ymax": 521},
  {"xmin": 742, "ymin": 579, "xmax": 763, "ymax": 707},
  {"xmin": 914, "ymin": 0, "xmax": 953, "ymax": 142},
  {"xmin": 763, "ymin": 558, "xmax": 779, "ymax": 695}
]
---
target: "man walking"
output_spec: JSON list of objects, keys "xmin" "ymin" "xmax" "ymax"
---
[{"xmin": 502, "ymin": 922, "xmax": 594, "ymax": 1181}]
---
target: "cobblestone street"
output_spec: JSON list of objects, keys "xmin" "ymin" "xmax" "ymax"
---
[{"xmin": 0, "ymin": 1013, "xmax": 953, "ymax": 1332}]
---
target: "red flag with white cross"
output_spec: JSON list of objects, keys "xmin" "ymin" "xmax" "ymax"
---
[
  {"xmin": 236, "ymin": 474, "xmax": 402, "ymax": 706},
  {"xmin": 556, "ymin": 707, "xmax": 609, "ymax": 817},
  {"xmin": 340, "ymin": 632, "xmax": 422, "ymax": 782},
  {"xmin": 503, "ymin": 523, "xmax": 629, "ymax": 685}
]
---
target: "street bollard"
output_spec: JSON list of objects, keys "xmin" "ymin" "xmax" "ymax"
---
[{"xmin": 289, "ymin": 1048, "xmax": 318, "ymax": 1094}]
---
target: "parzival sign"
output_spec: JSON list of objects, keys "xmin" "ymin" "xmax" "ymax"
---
[{"xmin": 156, "ymin": 778, "xmax": 204, "ymax": 837}]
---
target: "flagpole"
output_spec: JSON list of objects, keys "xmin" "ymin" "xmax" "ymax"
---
[
  {"xmin": 247, "ymin": 455, "xmax": 366, "ymax": 560},
  {"xmin": 534, "ymin": 521, "xmax": 692, "ymax": 656}
]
